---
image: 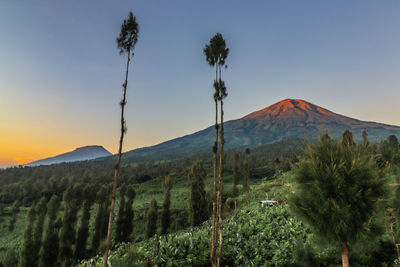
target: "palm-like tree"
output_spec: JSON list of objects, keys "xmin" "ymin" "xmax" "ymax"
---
[
  {"xmin": 102, "ymin": 11, "xmax": 139, "ymax": 267},
  {"xmin": 203, "ymin": 33, "xmax": 228, "ymax": 267}
]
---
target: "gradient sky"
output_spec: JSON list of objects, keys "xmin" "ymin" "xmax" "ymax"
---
[{"xmin": 1, "ymin": 1, "xmax": 400, "ymax": 167}]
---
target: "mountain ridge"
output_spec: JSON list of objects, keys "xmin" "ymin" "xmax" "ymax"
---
[
  {"xmin": 122, "ymin": 99, "xmax": 400, "ymax": 162},
  {"xmin": 23, "ymin": 99, "xmax": 400, "ymax": 166},
  {"xmin": 25, "ymin": 145, "xmax": 112, "ymax": 166}
]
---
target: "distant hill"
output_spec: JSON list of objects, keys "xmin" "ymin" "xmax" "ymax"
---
[
  {"xmin": 25, "ymin": 145, "xmax": 112, "ymax": 166},
  {"xmin": 122, "ymin": 99, "xmax": 400, "ymax": 161}
]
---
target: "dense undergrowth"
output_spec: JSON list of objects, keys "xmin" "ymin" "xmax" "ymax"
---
[{"xmin": 79, "ymin": 190, "xmax": 307, "ymax": 267}]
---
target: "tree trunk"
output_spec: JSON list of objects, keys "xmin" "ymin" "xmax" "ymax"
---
[
  {"xmin": 102, "ymin": 51, "xmax": 131, "ymax": 267},
  {"xmin": 341, "ymin": 242, "xmax": 349, "ymax": 267},
  {"xmin": 210, "ymin": 66, "xmax": 219, "ymax": 267},
  {"xmin": 216, "ymin": 99, "xmax": 224, "ymax": 267}
]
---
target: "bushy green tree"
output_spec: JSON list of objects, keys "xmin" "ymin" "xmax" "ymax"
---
[
  {"xmin": 161, "ymin": 175, "xmax": 173, "ymax": 234},
  {"xmin": 75, "ymin": 186, "xmax": 96, "ymax": 261},
  {"xmin": 188, "ymin": 161, "xmax": 209, "ymax": 227},
  {"xmin": 124, "ymin": 185, "xmax": 136, "ymax": 239},
  {"xmin": 19, "ymin": 203, "xmax": 36, "ymax": 267},
  {"xmin": 32, "ymin": 197, "xmax": 47, "ymax": 266},
  {"xmin": 8, "ymin": 200, "xmax": 20, "ymax": 232},
  {"xmin": 379, "ymin": 135, "xmax": 400, "ymax": 167},
  {"xmin": 232, "ymin": 151, "xmax": 239, "ymax": 197},
  {"xmin": 3, "ymin": 248, "xmax": 18, "ymax": 267},
  {"xmin": 59, "ymin": 186, "xmax": 82, "ymax": 267},
  {"xmin": 103, "ymin": 11, "xmax": 139, "ymax": 267},
  {"xmin": 241, "ymin": 148, "xmax": 251, "ymax": 192},
  {"xmin": 146, "ymin": 198, "xmax": 158, "ymax": 238},
  {"xmin": 362, "ymin": 130, "xmax": 369, "ymax": 147},
  {"xmin": 115, "ymin": 184, "xmax": 136, "ymax": 243},
  {"xmin": 92, "ymin": 185, "xmax": 111, "ymax": 254},
  {"xmin": 39, "ymin": 195, "xmax": 60, "ymax": 267},
  {"xmin": 115, "ymin": 184, "xmax": 127, "ymax": 243},
  {"xmin": 290, "ymin": 132, "xmax": 386, "ymax": 267},
  {"xmin": 0, "ymin": 203, "xmax": 5, "ymax": 224}
]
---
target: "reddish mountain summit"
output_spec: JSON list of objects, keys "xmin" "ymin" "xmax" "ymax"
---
[
  {"xmin": 123, "ymin": 99, "xmax": 400, "ymax": 161},
  {"xmin": 242, "ymin": 99, "xmax": 392, "ymax": 129}
]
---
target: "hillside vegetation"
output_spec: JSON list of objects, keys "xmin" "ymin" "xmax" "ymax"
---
[{"xmin": 1, "ymin": 134, "xmax": 400, "ymax": 266}]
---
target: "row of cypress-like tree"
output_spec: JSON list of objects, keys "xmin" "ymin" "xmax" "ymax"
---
[{"xmin": 17, "ymin": 184, "xmax": 135, "ymax": 267}]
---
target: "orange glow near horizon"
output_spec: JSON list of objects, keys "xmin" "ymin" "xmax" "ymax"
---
[
  {"xmin": 13, "ymin": 157, "xmax": 32, "ymax": 165},
  {"xmin": 0, "ymin": 122, "xmax": 79, "ymax": 167},
  {"xmin": 0, "ymin": 121, "xmax": 156, "ymax": 168}
]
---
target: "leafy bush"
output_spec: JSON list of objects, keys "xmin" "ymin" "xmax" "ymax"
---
[{"xmin": 79, "ymin": 193, "xmax": 307, "ymax": 266}]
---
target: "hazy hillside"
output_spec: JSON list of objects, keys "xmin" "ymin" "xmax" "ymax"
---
[{"xmin": 25, "ymin": 145, "xmax": 112, "ymax": 166}]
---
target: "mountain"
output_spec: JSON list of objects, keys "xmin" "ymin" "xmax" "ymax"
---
[
  {"xmin": 26, "ymin": 145, "xmax": 112, "ymax": 166},
  {"xmin": 122, "ymin": 99, "xmax": 400, "ymax": 161}
]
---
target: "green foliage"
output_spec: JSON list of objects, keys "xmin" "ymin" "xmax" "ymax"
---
[
  {"xmin": 8, "ymin": 200, "xmax": 19, "ymax": 232},
  {"xmin": 3, "ymin": 248, "xmax": 18, "ymax": 267},
  {"xmin": 116, "ymin": 184, "xmax": 136, "ymax": 244},
  {"xmin": 290, "ymin": 132, "xmax": 387, "ymax": 264},
  {"xmin": 124, "ymin": 186, "xmax": 136, "ymax": 238},
  {"xmin": 203, "ymin": 33, "xmax": 229, "ymax": 68},
  {"xmin": 75, "ymin": 186, "xmax": 95, "ymax": 261},
  {"xmin": 92, "ymin": 185, "xmax": 111, "ymax": 254},
  {"xmin": 59, "ymin": 186, "xmax": 82, "ymax": 267},
  {"xmin": 379, "ymin": 135, "xmax": 400, "ymax": 167},
  {"xmin": 241, "ymin": 149, "xmax": 251, "ymax": 193},
  {"xmin": 188, "ymin": 162, "xmax": 209, "ymax": 227},
  {"xmin": 39, "ymin": 195, "xmax": 60, "ymax": 267},
  {"xmin": 161, "ymin": 175, "xmax": 172, "ymax": 234},
  {"xmin": 232, "ymin": 151, "xmax": 239, "ymax": 197},
  {"xmin": 341, "ymin": 129, "xmax": 355, "ymax": 146},
  {"xmin": 241, "ymin": 162, "xmax": 250, "ymax": 193},
  {"xmin": 115, "ymin": 185, "xmax": 127, "ymax": 244},
  {"xmin": 32, "ymin": 197, "xmax": 47, "ymax": 266},
  {"xmin": 146, "ymin": 198, "xmax": 158, "ymax": 238},
  {"xmin": 19, "ymin": 204, "xmax": 36, "ymax": 267},
  {"xmin": 0, "ymin": 140, "xmax": 333, "ymax": 265},
  {"xmin": 116, "ymin": 11, "xmax": 139, "ymax": 55},
  {"xmin": 362, "ymin": 130, "xmax": 369, "ymax": 147},
  {"xmin": 79, "ymin": 193, "xmax": 307, "ymax": 267}
]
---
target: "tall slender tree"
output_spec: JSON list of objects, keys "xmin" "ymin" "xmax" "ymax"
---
[
  {"xmin": 8, "ymin": 200, "xmax": 20, "ymax": 232},
  {"xmin": 362, "ymin": 130, "xmax": 369, "ymax": 147},
  {"xmin": 92, "ymin": 186, "xmax": 111, "ymax": 254},
  {"xmin": 19, "ymin": 203, "xmax": 36, "ymax": 267},
  {"xmin": 146, "ymin": 198, "xmax": 158, "ymax": 238},
  {"xmin": 232, "ymin": 151, "xmax": 239, "ymax": 197},
  {"xmin": 161, "ymin": 175, "xmax": 173, "ymax": 234},
  {"xmin": 123, "ymin": 185, "xmax": 136, "ymax": 240},
  {"xmin": 75, "ymin": 186, "xmax": 96, "ymax": 261},
  {"xmin": 115, "ymin": 184, "xmax": 127, "ymax": 243},
  {"xmin": 115, "ymin": 184, "xmax": 136, "ymax": 244},
  {"xmin": 203, "ymin": 32, "xmax": 229, "ymax": 267},
  {"xmin": 241, "ymin": 148, "xmax": 251, "ymax": 192},
  {"xmin": 103, "ymin": 11, "xmax": 139, "ymax": 267},
  {"xmin": 32, "ymin": 197, "xmax": 47, "ymax": 266},
  {"xmin": 59, "ymin": 186, "xmax": 81, "ymax": 267},
  {"xmin": 39, "ymin": 195, "xmax": 60, "ymax": 267},
  {"xmin": 188, "ymin": 162, "xmax": 209, "ymax": 227}
]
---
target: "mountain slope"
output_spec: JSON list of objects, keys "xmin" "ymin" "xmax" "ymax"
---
[
  {"xmin": 26, "ymin": 145, "xmax": 112, "ymax": 166},
  {"xmin": 123, "ymin": 99, "xmax": 400, "ymax": 161}
]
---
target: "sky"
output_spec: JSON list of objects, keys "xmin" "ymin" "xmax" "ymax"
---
[{"xmin": 1, "ymin": 0, "xmax": 400, "ymax": 167}]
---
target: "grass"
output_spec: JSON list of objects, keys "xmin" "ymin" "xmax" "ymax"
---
[{"xmin": 0, "ymin": 207, "xmax": 28, "ymax": 261}]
